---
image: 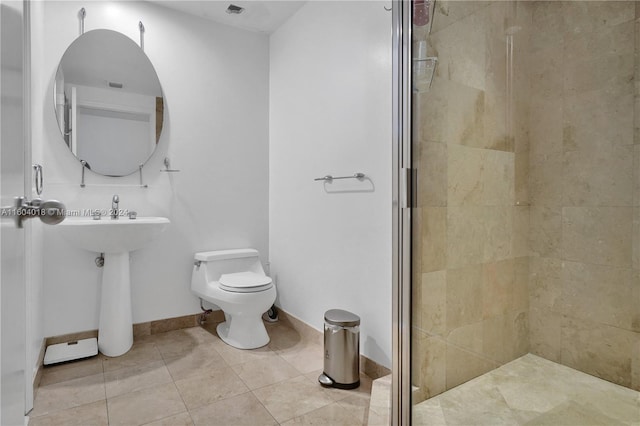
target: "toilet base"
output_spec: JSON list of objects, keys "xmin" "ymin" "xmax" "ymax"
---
[{"xmin": 217, "ymin": 317, "xmax": 270, "ymax": 349}]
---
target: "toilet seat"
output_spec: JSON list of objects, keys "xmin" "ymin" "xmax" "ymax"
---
[{"xmin": 219, "ymin": 271, "xmax": 273, "ymax": 293}]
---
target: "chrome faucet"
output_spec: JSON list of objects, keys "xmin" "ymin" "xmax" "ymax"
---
[{"xmin": 111, "ymin": 195, "xmax": 119, "ymax": 219}]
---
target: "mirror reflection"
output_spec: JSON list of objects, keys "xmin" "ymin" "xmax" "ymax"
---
[{"xmin": 54, "ymin": 29, "xmax": 164, "ymax": 177}]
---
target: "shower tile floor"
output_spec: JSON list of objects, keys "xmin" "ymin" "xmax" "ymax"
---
[
  {"xmin": 413, "ymin": 354, "xmax": 640, "ymax": 426},
  {"xmin": 29, "ymin": 321, "xmax": 378, "ymax": 426}
]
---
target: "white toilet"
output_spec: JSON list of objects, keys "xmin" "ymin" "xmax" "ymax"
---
[{"xmin": 191, "ymin": 248, "xmax": 276, "ymax": 349}]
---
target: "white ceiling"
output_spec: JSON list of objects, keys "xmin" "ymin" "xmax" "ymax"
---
[{"xmin": 151, "ymin": 1, "xmax": 306, "ymax": 34}]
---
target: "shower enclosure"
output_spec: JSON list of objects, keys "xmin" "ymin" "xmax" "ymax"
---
[{"xmin": 397, "ymin": 0, "xmax": 640, "ymax": 424}]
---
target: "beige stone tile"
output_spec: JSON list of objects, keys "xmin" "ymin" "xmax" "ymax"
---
[
  {"xmin": 29, "ymin": 400, "xmax": 107, "ymax": 426},
  {"xmin": 416, "ymin": 79, "xmax": 447, "ymax": 144},
  {"xmin": 563, "ymin": 85, "xmax": 634, "ymax": 153},
  {"xmin": 39, "ymin": 356, "xmax": 103, "ymax": 387},
  {"xmin": 101, "ymin": 342, "xmax": 163, "ymax": 372},
  {"xmin": 512, "ymin": 207, "xmax": 529, "ymax": 259},
  {"xmin": 448, "ymin": 144, "xmax": 484, "ymax": 206},
  {"xmin": 561, "ymin": 316, "xmax": 636, "ymax": 388},
  {"xmin": 152, "ymin": 329, "xmax": 210, "ymax": 359},
  {"xmin": 280, "ymin": 402, "xmax": 362, "ymax": 426},
  {"xmin": 412, "ymin": 399, "xmax": 447, "ymax": 426},
  {"xmin": 104, "ymin": 360, "xmax": 173, "ymax": 399},
  {"xmin": 421, "ymin": 207, "xmax": 447, "ymax": 273},
  {"xmin": 265, "ymin": 323, "xmax": 303, "ymax": 351},
  {"xmin": 411, "ymin": 331, "xmax": 446, "ymax": 401},
  {"xmin": 563, "ymin": 1, "xmax": 634, "ymax": 36},
  {"xmin": 564, "ymin": 20, "xmax": 634, "ymax": 64},
  {"xmin": 276, "ymin": 311, "xmax": 323, "ymax": 347},
  {"xmin": 133, "ymin": 322, "xmax": 151, "ymax": 339},
  {"xmin": 483, "ymin": 206, "xmax": 513, "ymax": 263},
  {"xmin": 447, "ymin": 322, "xmax": 483, "ymax": 355},
  {"xmin": 529, "ymin": 158, "xmax": 563, "ymax": 208},
  {"xmin": 529, "ymin": 256, "xmax": 562, "ymax": 310},
  {"xmin": 252, "ymin": 375, "xmax": 335, "ymax": 423},
  {"xmin": 560, "ymin": 261, "xmax": 634, "ymax": 330},
  {"xmin": 482, "ymin": 152, "xmax": 515, "ymax": 208},
  {"xmin": 564, "ymin": 53, "xmax": 633, "ymax": 98},
  {"xmin": 142, "ymin": 412, "xmax": 193, "ymax": 426},
  {"xmin": 513, "ymin": 257, "xmax": 529, "ymax": 312},
  {"xmin": 514, "ymin": 151, "xmax": 529, "ymax": 205},
  {"xmin": 231, "ymin": 356, "xmax": 300, "ymax": 390},
  {"xmin": 189, "ymin": 392, "xmax": 277, "ymax": 426},
  {"xmin": 419, "ymin": 270, "xmax": 446, "ymax": 335},
  {"xmin": 447, "ymin": 206, "xmax": 485, "ymax": 268},
  {"xmin": 482, "ymin": 259, "xmax": 514, "ymax": 319},
  {"xmin": 445, "ymin": 344, "xmax": 495, "ymax": 389},
  {"xmin": 530, "ymin": 3, "xmax": 564, "ymax": 53},
  {"xmin": 446, "ymin": 264, "xmax": 483, "ymax": 331},
  {"xmin": 107, "ymin": 382, "xmax": 186, "ymax": 426},
  {"xmin": 174, "ymin": 367, "xmax": 248, "ymax": 410},
  {"xmin": 632, "ymin": 336, "xmax": 640, "ymax": 391},
  {"xmin": 524, "ymin": 401, "xmax": 621, "ymax": 426},
  {"xmin": 562, "ymin": 146, "xmax": 633, "ymax": 207},
  {"xmin": 276, "ymin": 342, "xmax": 324, "ymax": 375},
  {"xmin": 430, "ymin": 1, "xmax": 489, "ymax": 35},
  {"xmin": 417, "ymin": 142, "xmax": 447, "ymax": 207},
  {"xmin": 430, "ymin": 11, "xmax": 487, "ymax": 91},
  {"xmin": 164, "ymin": 342, "xmax": 228, "ymax": 382},
  {"xmin": 562, "ymin": 207, "xmax": 632, "ymax": 267},
  {"xmin": 529, "ymin": 307, "xmax": 562, "ymax": 363},
  {"xmin": 214, "ymin": 340, "xmax": 279, "ymax": 367},
  {"xmin": 529, "ymin": 207, "xmax": 562, "ymax": 259},
  {"xmin": 634, "ymin": 146, "xmax": 640, "ymax": 206},
  {"xmin": 335, "ymin": 393, "xmax": 371, "ymax": 426},
  {"xmin": 31, "ymin": 373, "xmax": 105, "ymax": 417}
]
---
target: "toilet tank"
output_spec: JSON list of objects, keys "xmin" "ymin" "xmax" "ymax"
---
[{"xmin": 195, "ymin": 248, "xmax": 265, "ymax": 281}]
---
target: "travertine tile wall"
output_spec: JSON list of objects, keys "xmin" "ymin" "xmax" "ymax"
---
[
  {"xmin": 411, "ymin": 1, "xmax": 531, "ymax": 402},
  {"xmin": 527, "ymin": 1, "xmax": 640, "ymax": 391},
  {"xmin": 413, "ymin": 0, "xmax": 640, "ymax": 400}
]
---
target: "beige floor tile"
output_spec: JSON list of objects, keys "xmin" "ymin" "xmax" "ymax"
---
[
  {"xmin": 104, "ymin": 360, "xmax": 173, "ymax": 398},
  {"xmin": 31, "ymin": 373, "xmax": 105, "ymax": 417},
  {"xmin": 39, "ymin": 356, "xmax": 103, "ymax": 387},
  {"xmin": 189, "ymin": 392, "xmax": 277, "ymax": 426},
  {"xmin": 280, "ymin": 402, "xmax": 363, "ymax": 425},
  {"xmin": 213, "ymin": 340, "xmax": 279, "ymax": 366},
  {"xmin": 29, "ymin": 400, "xmax": 107, "ymax": 426},
  {"xmin": 276, "ymin": 342, "xmax": 324, "ymax": 374},
  {"xmin": 336, "ymin": 394, "xmax": 372, "ymax": 426},
  {"xmin": 266, "ymin": 323, "xmax": 303, "ymax": 351},
  {"xmin": 107, "ymin": 382, "xmax": 186, "ymax": 426},
  {"xmin": 141, "ymin": 411, "xmax": 193, "ymax": 426},
  {"xmin": 524, "ymin": 401, "xmax": 621, "ymax": 426},
  {"xmin": 232, "ymin": 356, "xmax": 301, "ymax": 390},
  {"xmin": 102, "ymin": 342, "xmax": 163, "ymax": 372},
  {"xmin": 253, "ymin": 375, "xmax": 336, "ymax": 423},
  {"xmin": 164, "ymin": 342, "xmax": 228, "ymax": 381},
  {"xmin": 174, "ymin": 367, "xmax": 249, "ymax": 410}
]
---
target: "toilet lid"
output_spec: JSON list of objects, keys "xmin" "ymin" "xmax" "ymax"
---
[{"xmin": 219, "ymin": 271, "xmax": 273, "ymax": 293}]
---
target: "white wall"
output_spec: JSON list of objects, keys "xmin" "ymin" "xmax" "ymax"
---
[
  {"xmin": 269, "ymin": 2, "xmax": 392, "ymax": 367},
  {"xmin": 32, "ymin": 1, "xmax": 270, "ymax": 336}
]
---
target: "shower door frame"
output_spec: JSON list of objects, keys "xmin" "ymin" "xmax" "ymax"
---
[{"xmin": 391, "ymin": 0, "xmax": 412, "ymax": 425}]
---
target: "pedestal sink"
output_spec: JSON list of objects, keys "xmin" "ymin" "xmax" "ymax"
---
[{"xmin": 57, "ymin": 217, "xmax": 170, "ymax": 357}]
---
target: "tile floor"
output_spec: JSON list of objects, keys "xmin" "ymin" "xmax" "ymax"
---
[
  {"xmin": 413, "ymin": 354, "xmax": 640, "ymax": 425},
  {"xmin": 29, "ymin": 321, "xmax": 378, "ymax": 426}
]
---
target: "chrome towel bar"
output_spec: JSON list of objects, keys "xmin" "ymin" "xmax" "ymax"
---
[{"xmin": 314, "ymin": 172, "xmax": 365, "ymax": 182}]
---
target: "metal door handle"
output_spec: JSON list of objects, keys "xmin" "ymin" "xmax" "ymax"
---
[{"xmin": 2, "ymin": 197, "xmax": 66, "ymax": 228}]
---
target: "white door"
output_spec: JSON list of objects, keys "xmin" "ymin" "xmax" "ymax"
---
[{"xmin": 0, "ymin": 1, "xmax": 27, "ymax": 424}]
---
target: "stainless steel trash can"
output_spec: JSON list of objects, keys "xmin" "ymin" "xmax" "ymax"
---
[{"xmin": 318, "ymin": 309, "xmax": 360, "ymax": 389}]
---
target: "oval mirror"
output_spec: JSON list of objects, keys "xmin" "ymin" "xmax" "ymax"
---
[{"xmin": 54, "ymin": 29, "xmax": 164, "ymax": 177}]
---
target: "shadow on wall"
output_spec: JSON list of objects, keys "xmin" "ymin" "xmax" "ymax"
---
[{"xmin": 363, "ymin": 336, "xmax": 391, "ymax": 369}]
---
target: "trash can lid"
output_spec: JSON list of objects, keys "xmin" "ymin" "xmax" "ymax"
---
[{"xmin": 325, "ymin": 309, "xmax": 360, "ymax": 327}]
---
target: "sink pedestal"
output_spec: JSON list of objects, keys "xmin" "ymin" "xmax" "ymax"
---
[{"xmin": 98, "ymin": 252, "xmax": 133, "ymax": 357}]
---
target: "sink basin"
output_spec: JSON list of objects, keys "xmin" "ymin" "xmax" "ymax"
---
[
  {"xmin": 58, "ymin": 217, "xmax": 170, "ymax": 253},
  {"xmin": 56, "ymin": 216, "xmax": 170, "ymax": 357}
]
